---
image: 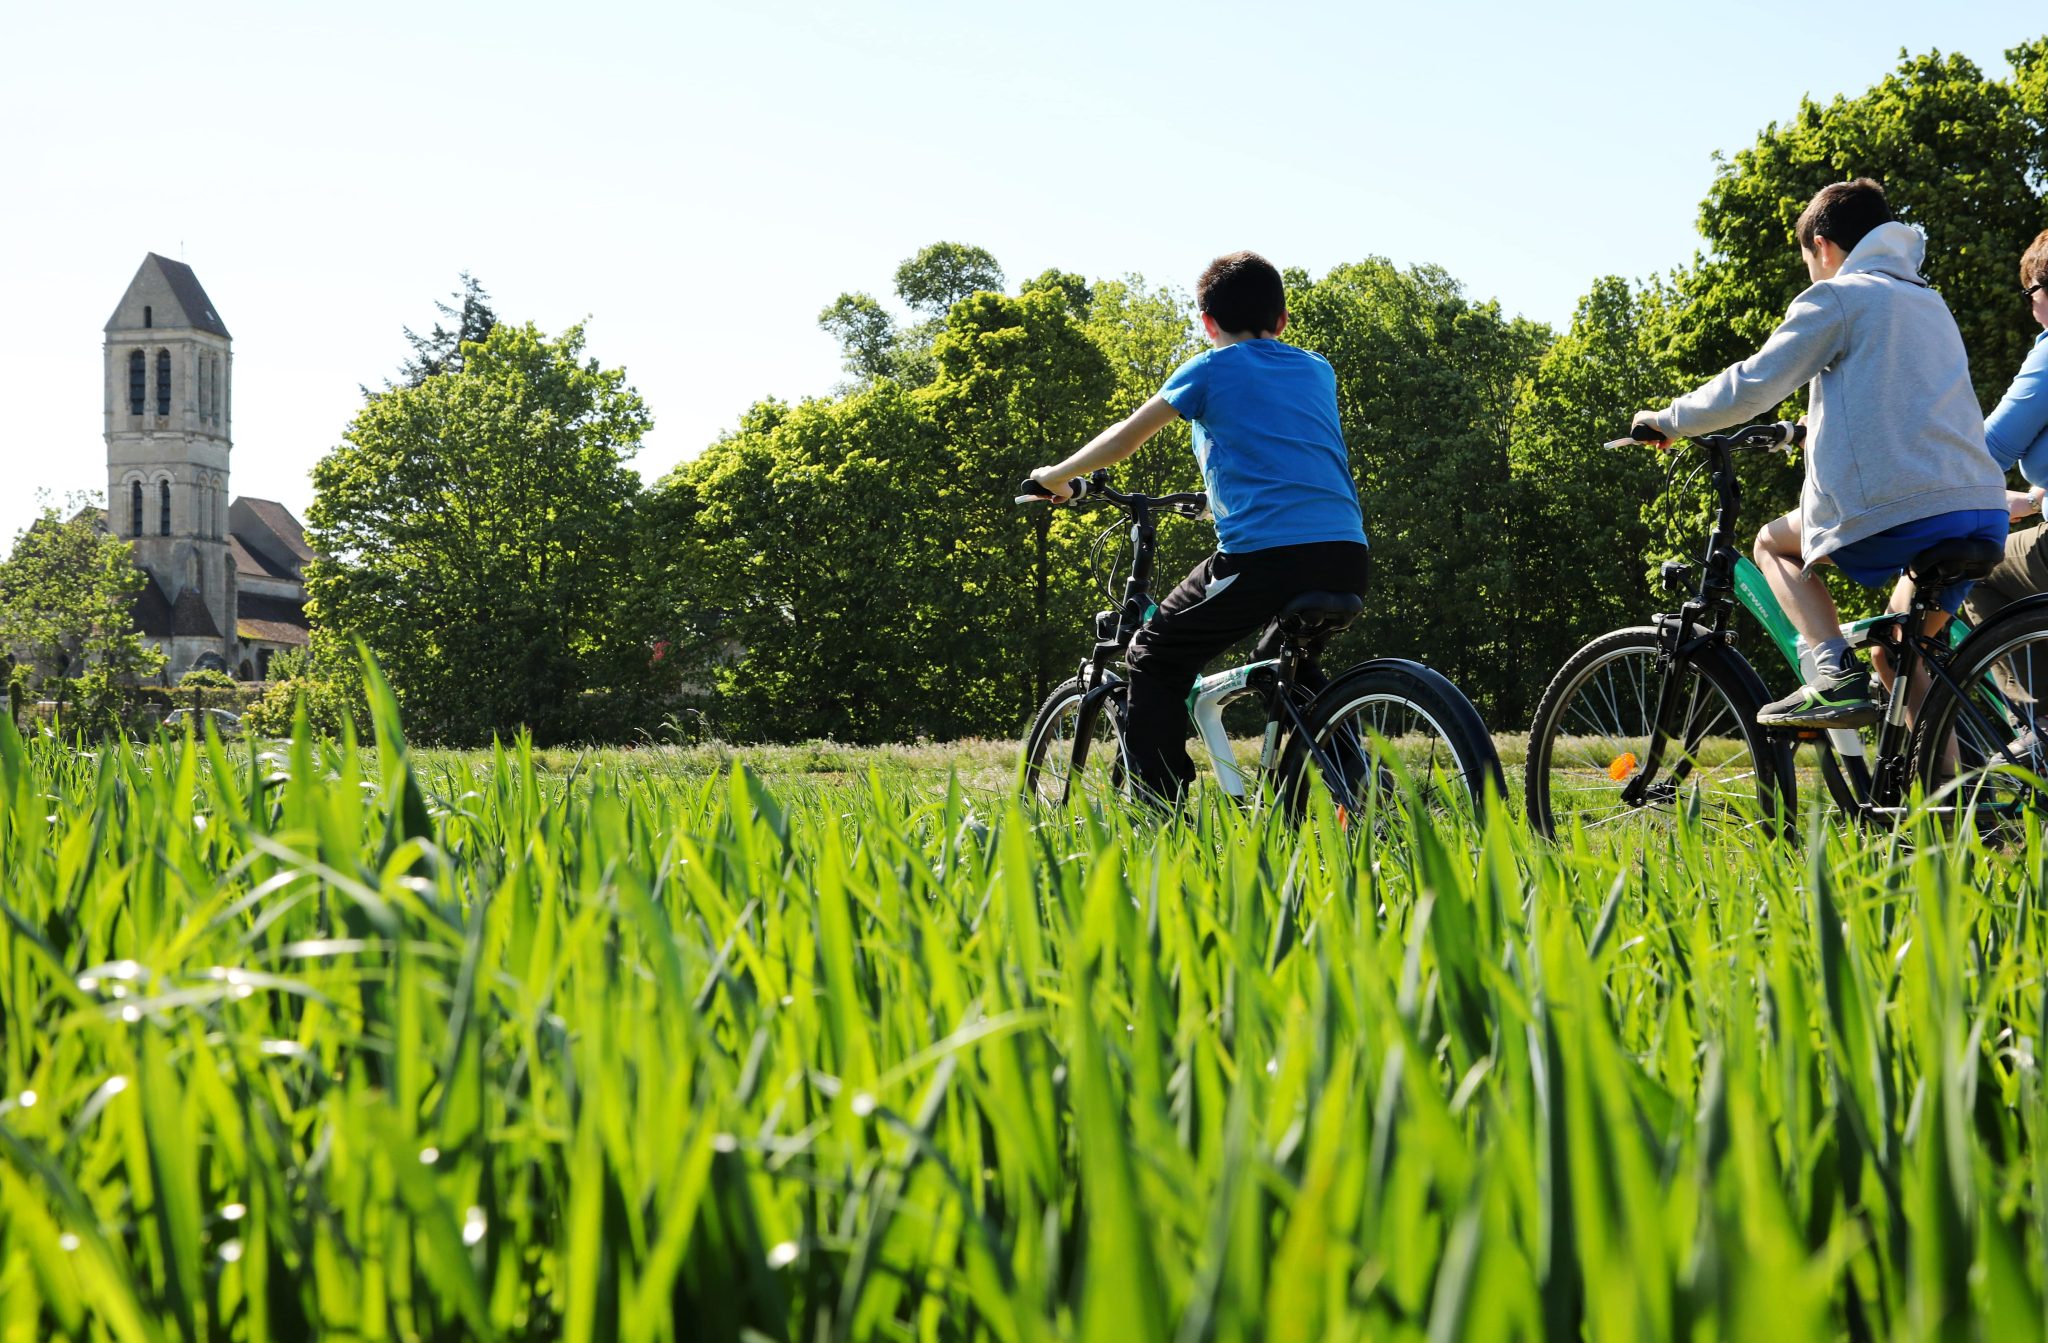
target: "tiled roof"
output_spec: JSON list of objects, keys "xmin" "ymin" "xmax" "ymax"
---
[
  {"xmin": 131, "ymin": 573, "xmax": 174, "ymax": 638},
  {"xmin": 230, "ymin": 497, "xmax": 316, "ymax": 577},
  {"xmin": 236, "ymin": 591, "xmax": 310, "ymax": 647},
  {"xmin": 230, "ymin": 534, "xmax": 293, "ymax": 580},
  {"xmin": 105, "ymin": 254, "xmax": 231, "ymax": 338},
  {"xmin": 171, "ymin": 586, "xmax": 220, "ymax": 639}
]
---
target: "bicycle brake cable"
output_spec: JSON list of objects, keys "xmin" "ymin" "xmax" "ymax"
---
[{"xmin": 1089, "ymin": 519, "xmax": 1125, "ymax": 603}]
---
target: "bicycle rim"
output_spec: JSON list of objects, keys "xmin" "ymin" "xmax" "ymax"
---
[
  {"xmin": 1307, "ymin": 688, "xmax": 1481, "ymax": 825},
  {"xmin": 1918, "ymin": 616, "xmax": 2048, "ymax": 838},
  {"xmin": 1024, "ymin": 685, "xmax": 1126, "ymax": 807},
  {"xmin": 1531, "ymin": 634, "xmax": 1777, "ymax": 835}
]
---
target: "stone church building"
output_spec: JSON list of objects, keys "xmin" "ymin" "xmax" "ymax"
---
[{"xmin": 98, "ymin": 254, "xmax": 312, "ymax": 681}]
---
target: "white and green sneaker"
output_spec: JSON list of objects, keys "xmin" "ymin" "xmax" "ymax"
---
[{"xmin": 1757, "ymin": 668, "xmax": 1880, "ymax": 729}]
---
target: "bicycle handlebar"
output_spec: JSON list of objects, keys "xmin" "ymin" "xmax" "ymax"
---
[
  {"xmin": 1014, "ymin": 472, "xmax": 1209, "ymax": 518},
  {"xmin": 1604, "ymin": 420, "xmax": 1806, "ymax": 452}
]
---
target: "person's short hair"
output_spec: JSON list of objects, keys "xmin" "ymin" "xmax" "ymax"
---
[
  {"xmin": 2022, "ymin": 229, "xmax": 2048, "ymax": 290},
  {"xmin": 1795, "ymin": 179, "xmax": 1892, "ymax": 254},
  {"xmin": 1197, "ymin": 252, "xmax": 1287, "ymax": 336}
]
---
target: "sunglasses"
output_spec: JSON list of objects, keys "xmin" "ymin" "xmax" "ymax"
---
[{"xmin": 2028, "ymin": 282, "xmax": 2047, "ymax": 300}]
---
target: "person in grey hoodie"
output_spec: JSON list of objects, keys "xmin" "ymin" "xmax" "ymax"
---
[{"xmin": 1633, "ymin": 178, "xmax": 2007, "ymax": 728}]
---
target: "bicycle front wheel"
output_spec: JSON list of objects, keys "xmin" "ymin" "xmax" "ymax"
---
[
  {"xmin": 1913, "ymin": 603, "xmax": 2048, "ymax": 837},
  {"xmin": 1020, "ymin": 677, "xmax": 1127, "ymax": 807},
  {"xmin": 1287, "ymin": 661, "xmax": 1504, "ymax": 825},
  {"xmin": 1526, "ymin": 627, "xmax": 1788, "ymax": 838}
]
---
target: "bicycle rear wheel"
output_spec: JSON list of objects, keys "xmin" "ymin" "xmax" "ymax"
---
[
  {"xmin": 1913, "ymin": 604, "xmax": 2048, "ymax": 838},
  {"xmin": 1020, "ymin": 677, "xmax": 1127, "ymax": 807},
  {"xmin": 1286, "ymin": 660, "xmax": 1504, "ymax": 825},
  {"xmin": 1526, "ymin": 627, "xmax": 1788, "ymax": 838}
]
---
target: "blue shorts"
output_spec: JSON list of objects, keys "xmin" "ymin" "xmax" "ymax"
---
[{"xmin": 1828, "ymin": 509, "xmax": 2008, "ymax": 615}]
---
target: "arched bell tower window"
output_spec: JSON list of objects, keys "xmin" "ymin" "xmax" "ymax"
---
[
  {"xmin": 159, "ymin": 480, "xmax": 172, "ymax": 537},
  {"xmin": 129, "ymin": 481, "xmax": 143, "ymax": 537},
  {"xmin": 155, "ymin": 350, "xmax": 171, "ymax": 416},
  {"xmin": 128, "ymin": 350, "xmax": 146, "ymax": 415}
]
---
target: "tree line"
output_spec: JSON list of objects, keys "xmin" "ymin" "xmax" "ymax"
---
[{"xmin": 19, "ymin": 41, "xmax": 2034, "ymax": 746}]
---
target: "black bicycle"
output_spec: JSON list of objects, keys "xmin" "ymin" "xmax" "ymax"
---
[
  {"xmin": 1016, "ymin": 470, "xmax": 1504, "ymax": 822},
  {"xmin": 1526, "ymin": 420, "xmax": 2048, "ymax": 837}
]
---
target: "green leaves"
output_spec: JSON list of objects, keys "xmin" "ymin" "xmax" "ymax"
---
[{"xmin": 306, "ymin": 320, "xmax": 660, "ymax": 746}]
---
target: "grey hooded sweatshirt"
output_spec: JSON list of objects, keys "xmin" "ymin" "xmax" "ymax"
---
[{"xmin": 1658, "ymin": 220, "xmax": 2004, "ymax": 567}]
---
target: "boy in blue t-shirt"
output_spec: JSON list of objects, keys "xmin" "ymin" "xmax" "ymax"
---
[{"xmin": 1028, "ymin": 251, "xmax": 1369, "ymax": 802}]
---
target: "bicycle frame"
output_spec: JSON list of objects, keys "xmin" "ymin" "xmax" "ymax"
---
[
  {"xmin": 1049, "ymin": 474, "xmax": 1359, "ymax": 806},
  {"xmin": 1633, "ymin": 429, "xmax": 2029, "ymax": 818}
]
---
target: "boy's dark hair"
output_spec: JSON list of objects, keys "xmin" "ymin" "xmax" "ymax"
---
[
  {"xmin": 2022, "ymin": 229, "xmax": 2048, "ymax": 290},
  {"xmin": 1197, "ymin": 252, "xmax": 1287, "ymax": 336},
  {"xmin": 1795, "ymin": 179, "xmax": 1892, "ymax": 254}
]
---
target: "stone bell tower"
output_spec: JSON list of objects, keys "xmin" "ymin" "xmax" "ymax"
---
[{"xmin": 104, "ymin": 254, "xmax": 236, "ymax": 674}]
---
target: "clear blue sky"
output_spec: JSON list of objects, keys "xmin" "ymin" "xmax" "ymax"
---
[{"xmin": 1, "ymin": 0, "xmax": 2041, "ymax": 550}]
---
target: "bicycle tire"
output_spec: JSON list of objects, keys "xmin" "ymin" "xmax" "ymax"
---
[
  {"xmin": 1912, "ymin": 602, "xmax": 2048, "ymax": 837},
  {"xmin": 1020, "ymin": 677, "xmax": 1127, "ymax": 806},
  {"xmin": 1282, "ymin": 659, "xmax": 1505, "ymax": 825},
  {"xmin": 1525, "ymin": 626, "xmax": 1790, "ymax": 839}
]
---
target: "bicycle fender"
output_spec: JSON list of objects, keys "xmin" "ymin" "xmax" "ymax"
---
[
  {"xmin": 1952, "ymin": 591, "xmax": 2048, "ymax": 658},
  {"xmin": 1075, "ymin": 677, "xmax": 1125, "ymax": 738},
  {"xmin": 1313, "ymin": 658, "xmax": 1507, "ymax": 797}
]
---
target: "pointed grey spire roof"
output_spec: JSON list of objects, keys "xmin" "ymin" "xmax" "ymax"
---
[{"xmin": 105, "ymin": 253, "xmax": 231, "ymax": 338}]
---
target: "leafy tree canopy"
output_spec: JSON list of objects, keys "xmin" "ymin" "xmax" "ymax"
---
[
  {"xmin": 393, "ymin": 273, "xmax": 500, "ymax": 389},
  {"xmin": 0, "ymin": 501, "xmax": 164, "ymax": 690},
  {"xmin": 309, "ymin": 322, "xmax": 664, "ymax": 744},
  {"xmin": 818, "ymin": 291, "xmax": 897, "ymax": 383},
  {"xmin": 1676, "ymin": 45, "xmax": 2048, "ymax": 406},
  {"xmin": 895, "ymin": 241, "xmax": 1004, "ymax": 316}
]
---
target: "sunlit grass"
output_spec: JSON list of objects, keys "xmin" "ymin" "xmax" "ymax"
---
[{"xmin": 0, "ymin": 685, "xmax": 2043, "ymax": 1341}]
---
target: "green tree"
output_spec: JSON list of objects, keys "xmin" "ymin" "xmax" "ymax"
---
[
  {"xmin": 661, "ymin": 386, "xmax": 982, "ymax": 741},
  {"xmin": 1079, "ymin": 275, "xmax": 1211, "ymax": 583},
  {"xmin": 1286, "ymin": 260, "xmax": 1551, "ymax": 720},
  {"xmin": 392, "ymin": 273, "xmax": 499, "ymax": 388},
  {"xmin": 895, "ymin": 242, "xmax": 1004, "ymax": 316},
  {"xmin": 308, "ymin": 322, "xmax": 662, "ymax": 744},
  {"xmin": 1676, "ymin": 46, "xmax": 2048, "ymax": 409},
  {"xmin": 817, "ymin": 291, "xmax": 898, "ymax": 383},
  {"xmin": 1508, "ymin": 277, "xmax": 1682, "ymax": 687},
  {"xmin": 925, "ymin": 286, "xmax": 1117, "ymax": 722},
  {"xmin": 0, "ymin": 504, "xmax": 164, "ymax": 698}
]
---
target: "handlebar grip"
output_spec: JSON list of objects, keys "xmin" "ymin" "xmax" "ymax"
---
[
  {"xmin": 1630, "ymin": 422, "xmax": 1664, "ymax": 443},
  {"xmin": 1016, "ymin": 476, "xmax": 1088, "ymax": 501}
]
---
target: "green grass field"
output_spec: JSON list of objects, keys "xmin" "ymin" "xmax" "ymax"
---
[{"xmin": 1, "ymin": 686, "xmax": 2044, "ymax": 1341}]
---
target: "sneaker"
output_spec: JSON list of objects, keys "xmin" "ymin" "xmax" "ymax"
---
[{"xmin": 1757, "ymin": 668, "xmax": 1881, "ymax": 729}]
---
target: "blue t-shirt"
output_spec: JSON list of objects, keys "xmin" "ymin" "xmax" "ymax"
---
[
  {"xmin": 1986, "ymin": 330, "xmax": 2048, "ymax": 485},
  {"xmin": 1157, "ymin": 340, "xmax": 1368, "ymax": 554}
]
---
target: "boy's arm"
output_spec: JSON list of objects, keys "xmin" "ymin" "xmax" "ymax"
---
[
  {"xmin": 1027, "ymin": 396, "xmax": 1182, "ymax": 502},
  {"xmin": 1633, "ymin": 288, "xmax": 1846, "ymax": 443}
]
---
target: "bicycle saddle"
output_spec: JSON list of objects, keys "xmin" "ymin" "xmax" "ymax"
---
[
  {"xmin": 1274, "ymin": 591, "xmax": 1364, "ymax": 638},
  {"xmin": 1906, "ymin": 537, "xmax": 2005, "ymax": 589}
]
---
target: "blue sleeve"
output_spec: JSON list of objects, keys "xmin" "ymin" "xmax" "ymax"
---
[
  {"xmin": 1986, "ymin": 337, "xmax": 2048, "ymax": 485},
  {"xmin": 1159, "ymin": 351, "xmax": 1209, "ymax": 420}
]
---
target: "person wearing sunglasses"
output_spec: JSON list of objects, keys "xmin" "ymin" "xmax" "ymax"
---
[{"xmin": 1955, "ymin": 229, "xmax": 2048, "ymax": 629}]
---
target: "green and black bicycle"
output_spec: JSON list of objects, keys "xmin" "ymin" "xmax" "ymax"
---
[
  {"xmin": 1016, "ymin": 470, "xmax": 1504, "ymax": 822},
  {"xmin": 1526, "ymin": 420, "xmax": 2048, "ymax": 837}
]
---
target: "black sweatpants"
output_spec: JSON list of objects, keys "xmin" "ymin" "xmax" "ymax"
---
[{"xmin": 1123, "ymin": 540, "xmax": 1371, "ymax": 800}]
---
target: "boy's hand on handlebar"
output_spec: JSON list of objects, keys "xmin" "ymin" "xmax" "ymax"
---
[
  {"xmin": 1629, "ymin": 411, "xmax": 1675, "ymax": 449},
  {"xmin": 1026, "ymin": 466, "xmax": 1076, "ymax": 504}
]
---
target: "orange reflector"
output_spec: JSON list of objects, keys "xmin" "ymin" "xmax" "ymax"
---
[{"xmin": 1608, "ymin": 752, "xmax": 1638, "ymax": 781}]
